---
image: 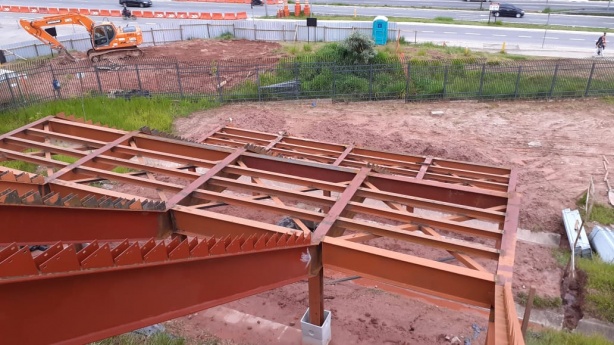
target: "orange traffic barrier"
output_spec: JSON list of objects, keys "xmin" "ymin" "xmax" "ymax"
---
[
  {"xmin": 188, "ymin": 12, "xmax": 200, "ymax": 19},
  {"xmin": 211, "ymin": 12, "xmax": 223, "ymax": 19},
  {"xmin": 58, "ymin": 8, "xmax": 69, "ymax": 14},
  {"xmin": 79, "ymin": 8, "xmax": 90, "ymax": 15},
  {"xmin": 165, "ymin": 12, "xmax": 177, "ymax": 18},
  {"xmin": 18, "ymin": 6, "xmax": 29, "ymax": 13},
  {"xmin": 176, "ymin": 11, "xmax": 188, "ymax": 19},
  {"xmin": 224, "ymin": 13, "xmax": 237, "ymax": 20},
  {"xmin": 236, "ymin": 12, "xmax": 247, "ymax": 19},
  {"xmin": 199, "ymin": 12, "xmax": 212, "ymax": 19},
  {"xmin": 154, "ymin": 11, "xmax": 165, "ymax": 18},
  {"xmin": 28, "ymin": 7, "xmax": 39, "ymax": 13},
  {"xmin": 110, "ymin": 10, "xmax": 121, "ymax": 17},
  {"xmin": 9, "ymin": 6, "xmax": 19, "ymax": 12},
  {"xmin": 99, "ymin": 9, "xmax": 111, "ymax": 16},
  {"xmin": 0, "ymin": 5, "xmax": 9, "ymax": 12},
  {"xmin": 142, "ymin": 11, "xmax": 154, "ymax": 18},
  {"xmin": 132, "ymin": 10, "xmax": 144, "ymax": 16},
  {"xmin": 38, "ymin": 7, "xmax": 49, "ymax": 14},
  {"xmin": 68, "ymin": 8, "xmax": 79, "ymax": 13},
  {"xmin": 48, "ymin": 7, "xmax": 59, "ymax": 14},
  {"xmin": 90, "ymin": 10, "xmax": 100, "ymax": 15}
]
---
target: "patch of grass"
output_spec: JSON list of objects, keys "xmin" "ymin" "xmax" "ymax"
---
[
  {"xmin": 1, "ymin": 96, "xmax": 219, "ymax": 136},
  {"xmin": 517, "ymin": 291, "xmax": 562, "ymax": 309},
  {"xmin": 434, "ymin": 16, "xmax": 454, "ymax": 23},
  {"xmin": 112, "ymin": 166, "xmax": 137, "ymax": 174},
  {"xmin": 0, "ymin": 160, "xmax": 39, "ymax": 173},
  {"xmin": 577, "ymin": 257, "xmax": 614, "ymax": 322},
  {"xmin": 217, "ymin": 32, "xmax": 234, "ymax": 40},
  {"xmin": 576, "ymin": 193, "xmax": 614, "ymax": 225},
  {"xmin": 92, "ymin": 332, "xmax": 185, "ymax": 345},
  {"xmin": 543, "ymin": 6, "xmax": 552, "ymax": 14},
  {"xmin": 303, "ymin": 44, "xmax": 312, "ymax": 52},
  {"xmin": 525, "ymin": 329, "xmax": 613, "ymax": 345}
]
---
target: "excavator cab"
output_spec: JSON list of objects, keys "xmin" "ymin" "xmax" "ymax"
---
[{"xmin": 92, "ymin": 24, "xmax": 116, "ymax": 47}]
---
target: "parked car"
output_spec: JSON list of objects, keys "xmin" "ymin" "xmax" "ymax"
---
[
  {"xmin": 492, "ymin": 3, "xmax": 525, "ymax": 18},
  {"xmin": 463, "ymin": 0, "xmax": 492, "ymax": 2},
  {"xmin": 119, "ymin": 0, "xmax": 153, "ymax": 8},
  {"xmin": 0, "ymin": 69, "xmax": 27, "ymax": 88}
]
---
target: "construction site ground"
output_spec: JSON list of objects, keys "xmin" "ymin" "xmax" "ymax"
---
[{"xmin": 127, "ymin": 97, "xmax": 613, "ymax": 345}]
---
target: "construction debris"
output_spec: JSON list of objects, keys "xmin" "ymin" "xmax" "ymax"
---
[
  {"xmin": 562, "ymin": 208, "xmax": 592, "ymax": 258},
  {"xmin": 589, "ymin": 225, "xmax": 614, "ymax": 263}
]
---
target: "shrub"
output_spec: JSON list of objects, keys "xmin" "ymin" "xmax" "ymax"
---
[{"xmin": 341, "ymin": 32, "xmax": 377, "ymax": 65}]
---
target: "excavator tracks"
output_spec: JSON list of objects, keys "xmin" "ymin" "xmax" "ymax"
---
[{"xmin": 87, "ymin": 47, "xmax": 144, "ymax": 63}]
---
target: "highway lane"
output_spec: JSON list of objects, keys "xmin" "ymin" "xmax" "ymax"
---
[
  {"xmin": 0, "ymin": 10, "xmax": 599, "ymax": 55},
  {"xmin": 0, "ymin": 0, "xmax": 610, "ymax": 28}
]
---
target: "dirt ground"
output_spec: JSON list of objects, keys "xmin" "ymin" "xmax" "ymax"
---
[{"xmin": 171, "ymin": 98, "xmax": 614, "ymax": 344}]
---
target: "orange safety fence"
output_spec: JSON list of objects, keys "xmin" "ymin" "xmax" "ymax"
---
[{"xmin": 0, "ymin": 5, "xmax": 246, "ymax": 20}]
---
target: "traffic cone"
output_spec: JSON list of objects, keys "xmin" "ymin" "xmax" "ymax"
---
[
  {"xmin": 304, "ymin": 0, "xmax": 310, "ymax": 16},
  {"xmin": 283, "ymin": 0, "xmax": 290, "ymax": 17},
  {"xmin": 295, "ymin": 0, "xmax": 301, "ymax": 16}
]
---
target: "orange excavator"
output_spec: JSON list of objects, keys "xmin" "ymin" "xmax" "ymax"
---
[{"xmin": 19, "ymin": 14, "xmax": 143, "ymax": 62}]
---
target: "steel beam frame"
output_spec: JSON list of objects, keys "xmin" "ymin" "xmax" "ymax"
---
[{"xmin": 0, "ymin": 115, "xmax": 524, "ymax": 345}]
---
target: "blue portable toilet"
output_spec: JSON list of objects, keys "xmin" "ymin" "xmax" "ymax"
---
[{"xmin": 372, "ymin": 16, "xmax": 388, "ymax": 45}]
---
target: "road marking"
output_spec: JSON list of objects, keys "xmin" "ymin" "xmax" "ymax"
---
[
  {"xmin": 465, "ymin": 33, "xmax": 481, "ymax": 35},
  {"xmin": 518, "ymin": 35, "xmax": 532, "ymax": 38},
  {"xmin": 443, "ymin": 31, "xmax": 457, "ymax": 34},
  {"xmin": 570, "ymin": 38, "xmax": 585, "ymax": 41},
  {"xmin": 546, "ymin": 37, "xmax": 559, "ymax": 40},
  {"xmin": 493, "ymin": 34, "xmax": 507, "ymax": 37},
  {"xmin": 422, "ymin": 30, "xmax": 434, "ymax": 33}
]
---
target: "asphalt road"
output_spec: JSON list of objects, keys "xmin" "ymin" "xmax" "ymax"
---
[
  {"xmin": 0, "ymin": 0, "xmax": 611, "ymax": 28},
  {"xmin": 0, "ymin": 10, "xmax": 600, "ymax": 56}
]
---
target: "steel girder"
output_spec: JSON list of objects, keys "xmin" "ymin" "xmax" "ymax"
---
[{"xmin": 0, "ymin": 115, "xmax": 524, "ymax": 345}]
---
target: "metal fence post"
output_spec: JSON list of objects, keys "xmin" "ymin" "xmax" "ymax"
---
[
  {"xmin": 256, "ymin": 67, "xmax": 262, "ymax": 102},
  {"xmin": 254, "ymin": 24, "xmax": 257, "ymax": 40},
  {"xmin": 442, "ymin": 65, "xmax": 449, "ymax": 99},
  {"xmin": 585, "ymin": 61, "xmax": 596, "ymax": 97},
  {"xmin": 549, "ymin": 63, "xmax": 560, "ymax": 98},
  {"xmin": 369, "ymin": 64, "xmax": 374, "ymax": 100},
  {"xmin": 294, "ymin": 62, "xmax": 300, "ymax": 99},
  {"xmin": 5, "ymin": 75, "xmax": 17, "ymax": 105},
  {"xmin": 136, "ymin": 64, "xmax": 143, "ymax": 90},
  {"xmin": 405, "ymin": 62, "xmax": 410, "ymax": 103},
  {"xmin": 216, "ymin": 63, "xmax": 223, "ymax": 103},
  {"xmin": 94, "ymin": 66, "xmax": 103, "ymax": 94},
  {"xmin": 282, "ymin": 25, "xmax": 286, "ymax": 42},
  {"xmin": 33, "ymin": 44, "xmax": 39, "ymax": 57},
  {"xmin": 206, "ymin": 24, "xmax": 211, "ymax": 39},
  {"xmin": 50, "ymin": 64, "xmax": 59, "ymax": 99},
  {"xmin": 233, "ymin": 23, "xmax": 236, "ymax": 37},
  {"xmin": 151, "ymin": 28, "xmax": 156, "ymax": 46},
  {"xmin": 478, "ymin": 63, "xmax": 486, "ymax": 97},
  {"xmin": 332, "ymin": 65, "xmax": 336, "ymax": 101},
  {"xmin": 179, "ymin": 25, "xmax": 184, "ymax": 41},
  {"xmin": 514, "ymin": 66, "xmax": 522, "ymax": 98},
  {"xmin": 175, "ymin": 63, "xmax": 184, "ymax": 98}
]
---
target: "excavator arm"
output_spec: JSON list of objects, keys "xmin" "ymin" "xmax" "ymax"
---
[{"xmin": 19, "ymin": 14, "xmax": 95, "ymax": 53}]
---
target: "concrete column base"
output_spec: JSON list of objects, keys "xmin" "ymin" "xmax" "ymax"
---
[{"xmin": 300, "ymin": 308, "xmax": 332, "ymax": 345}]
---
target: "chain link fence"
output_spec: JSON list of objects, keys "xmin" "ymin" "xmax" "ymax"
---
[{"xmin": 2, "ymin": 56, "xmax": 614, "ymax": 111}]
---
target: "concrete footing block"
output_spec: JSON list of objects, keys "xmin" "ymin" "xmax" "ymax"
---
[{"xmin": 300, "ymin": 308, "xmax": 332, "ymax": 345}]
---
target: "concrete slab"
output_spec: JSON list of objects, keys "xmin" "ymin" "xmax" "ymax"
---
[
  {"xmin": 576, "ymin": 318, "xmax": 614, "ymax": 342},
  {"xmin": 194, "ymin": 306, "xmax": 302, "ymax": 344},
  {"xmin": 517, "ymin": 228, "xmax": 561, "ymax": 248},
  {"xmin": 515, "ymin": 303, "xmax": 564, "ymax": 330}
]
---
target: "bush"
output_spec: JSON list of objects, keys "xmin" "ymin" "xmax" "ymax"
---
[
  {"xmin": 217, "ymin": 32, "xmax": 234, "ymax": 40},
  {"xmin": 341, "ymin": 32, "xmax": 377, "ymax": 65},
  {"xmin": 335, "ymin": 75, "xmax": 369, "ymax": 99}
]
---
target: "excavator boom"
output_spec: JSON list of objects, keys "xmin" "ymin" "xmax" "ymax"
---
[{"xmin": 19, "ymin": 14, "xmax": 143, "ymax": 62}]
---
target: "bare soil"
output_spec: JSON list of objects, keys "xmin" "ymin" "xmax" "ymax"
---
[{"xmin": 168, "ymin": 98, "xmax": 614, "ymax": 343}]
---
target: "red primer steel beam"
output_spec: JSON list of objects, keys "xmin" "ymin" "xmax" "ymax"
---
[
  {"xmin": 367, "ymin": 173, "xmax": 508, "ymax": 209},
  {"xmin": 240, "ymin": 154, "xmax": 356, "ymax": 184},
  {"xmin": 0, "ymin": 116, "xmax": 52, "ymax": 141},
  {"xmin": 496, "ymin": 169, "xmax": 521, "ymax": 285},
  {"xmin": 48, "ymin": 117, "xmax": 126, "ymax": 142},
  {"xmin": 312, "ymin": 167, "xmax": 370, "ymax": 241},
  {"xmin": 0, "ymin": 246, "xmax": 310, "ymax": 345},
  {"xmin": 416, "ymin": 156, "xmax": 433, "ymax": 180},
  {"xmin": 322, "ymin": 237, "xmax": 495, "ymax": 308},
  {"xmin": 198, "ymin": 124, "xmax": 226, "ymax": 143},
  {"xmin": 45, "ymin": 131, "xmax": 137, "ymax": 183},
  {"xmin": 165, "ymin": 147, "xmax": 245, "ymax": 209},
  {"xmin": 333, "ymin": 144, "xmax": 354, "ymax": 166},
  {"xmin": 172, "ymin": 206, "xmax": 299, "ymax": 238},
  {"xmin": 0, "ymin": 205, "xmax": 168, "ymax": 244},
  {"xmin": 264, "ymin": 132, "xmax": 286, "ymax": 151}
]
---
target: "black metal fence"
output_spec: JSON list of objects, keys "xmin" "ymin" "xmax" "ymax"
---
[{"xmin": 2, "ymin": 57, "xmax": 614, "ymax": 111}]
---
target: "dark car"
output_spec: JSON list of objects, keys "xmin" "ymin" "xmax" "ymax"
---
[
  {"xmin": 493, "ymin": 3, "xmax": 525, "ymax": 18},
  {"xmin": 119, "ymin": 0, "xmax": 153, "ymax": 7}
]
